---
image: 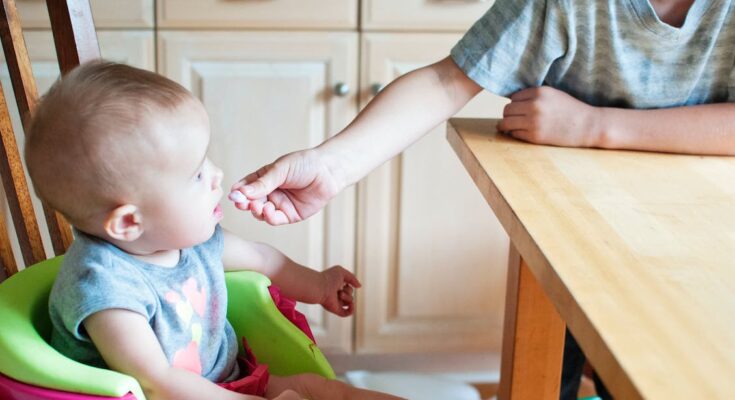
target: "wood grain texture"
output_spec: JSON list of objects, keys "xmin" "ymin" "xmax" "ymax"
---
[
  {"xmin": 447, "ymin": 118, "xmax": 735, "ymax": 399},
  {"xmin": 0, "ymin": 202, "xmax": 17, "ymax": 275},
  {"xmin": 0, "ymin": 79, "xmax": 45, "ymax": 267},
  {"xmin": 497, "ymin": 246, "xmax": 564, "ymax": 400},
  {"xmin": 46, "ymin": 0, "xmax": 100, "ymax": 74}
]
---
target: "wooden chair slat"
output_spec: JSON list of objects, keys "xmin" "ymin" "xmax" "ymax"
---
[
  {"xmin": 46, "ymin": 0, "xmax": 100, "ymax": 73},
  {"xmin": 0, "ymin": 201, "xmax": 18, "ymax": 276},
  {"xmin": 0, "ymin": 81, "xmax": 45, "ymax": 266},
  {"xmin": 1, "ymin": 0, "xmax": 76, "ymax": 261},
  {"xmin": 0, "ymin": 0, "xmax": 38, "ymax": 128}
]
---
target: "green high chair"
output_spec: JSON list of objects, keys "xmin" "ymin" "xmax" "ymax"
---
[{"xmin": 0, "ymin": 256, "xmax": 334, "ymax": 399}]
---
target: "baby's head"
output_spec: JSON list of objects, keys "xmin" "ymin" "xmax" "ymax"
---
[{"xmin": 26, "ymin": 61, "xmax": 224, "ymax": 252}]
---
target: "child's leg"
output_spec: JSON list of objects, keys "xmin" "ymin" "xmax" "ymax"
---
[{"xmin": 267, "ymin": 374, "xmax": 405, "ymax": 400}]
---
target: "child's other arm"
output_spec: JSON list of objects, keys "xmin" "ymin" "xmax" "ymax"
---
[
  {"xmin": 222, "ymin": 229, "xmax": 360, "ymax": 316},
  {"xmin": 498, "ymin": 86, "xmax": 735, "ymax": 155},
  {"xmin": 84, "ymin": 309, "xmax": 277, "ymax": 400},
  {"xmin": 231, "ymin": 56, "xmax": 482, "ymax": 225}
]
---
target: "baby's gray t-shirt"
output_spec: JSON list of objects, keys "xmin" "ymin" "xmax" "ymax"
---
[
  {"xmin": 49, "ymin": 225, "xmax": 239, "ymax": 382},
  {"xmin": 451, "ymin": 0, "xmax": 735, "ymax": 108}
]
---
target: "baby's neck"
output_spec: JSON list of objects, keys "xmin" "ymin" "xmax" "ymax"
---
[{"xmin": 129, "ymin": 248, "xmax": 181, "ymax": 268}]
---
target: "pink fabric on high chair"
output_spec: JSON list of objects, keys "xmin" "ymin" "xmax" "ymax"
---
[
  {"xmin": 218, "ymin": 285, "xmax": 315, "ymax": 397},
  {"xmin": 0, "ymin": 373, "xmax": 137, "ymax": 400},
  {"xmin": 268, "ymin": 285, "xmax": 315, "ymax": 342}
]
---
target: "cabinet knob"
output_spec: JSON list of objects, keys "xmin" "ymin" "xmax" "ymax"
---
[
  {"xmin": 370, "ymin": 83, "xmax": 384, "ymax": 96},
  {"xmin": 333, "ymin": 82, "xmax": 350, "ymax": 97}
]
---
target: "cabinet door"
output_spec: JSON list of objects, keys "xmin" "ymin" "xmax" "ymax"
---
[
  {"xmin": 158, "ymin": 31, "xmax": 358, "ymax": 353},
  {"xmin": 16, "ymin": 0, "xmax": 154, "ymax": 28},
  {"xmin": 362, "ymin": 0, "xmax": 494, "ymax": 32},
  {"xmin": 356, "ymin": 33, "xmax": 510, "ymax": 354},
  {"xmin": 0, "ymin": 30, "xmax": 155, "ymax": 271},
  {"xmin": 157, "ymin": 0, "xmax": 357, "ymax": 29}
]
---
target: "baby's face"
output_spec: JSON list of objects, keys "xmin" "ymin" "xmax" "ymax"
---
[{"xmin": 136, "ymin": 99, "xmax": 224, "ymax": 250}]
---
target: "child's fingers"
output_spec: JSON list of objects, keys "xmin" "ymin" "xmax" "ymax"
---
[
  {"xmin": 342, "ymin": 284, "xmax": 354, "ymax": 297},
  {"xmin": 242, "ymin": 163, "xmax": 287, "ymax": 200},
  {"xmin": 510, "ymin": 87, "xmax": 539, "ymax": 102},
  {"xmin": 263, "ymin": 202, "xmax": 291, "ymax": 226},
  {"xmin": 343, "ymin": 272, "xmax": 361, "ymax": 288},
  {"xmin": 228, "ymin": 190, "xmax": 252, "ymax": 210},
  {"xmin": 497, "ymin": 116, "xmax": 530, "ymax": 133},
  {"xmin": 339, "ymin": 290, "xmax": 353, "ymax": 304},
  {"xmin": 249, "ymin": 197, "xmax": 266, "ymax": 216},
  {"xmin": 508, "ymin": 130, "xmax": 533, "ymax": 143},
  {"xmin": 502, "ymin": 101, "xmax": 531, "ymax": 117},
  {"xmin": 339, "ymin": 301, "xmax": 353, "ymax": 316},
  {"xmin": 268, "ymin": 191, "xmax": 302, "ymax": 223}
]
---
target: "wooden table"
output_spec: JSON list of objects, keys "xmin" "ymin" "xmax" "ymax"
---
[{"xmin": 447, "ymin": 118, "xmax": 735, "ymax": 399}]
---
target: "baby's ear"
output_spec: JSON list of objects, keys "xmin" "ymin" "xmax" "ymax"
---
[{"xmin": 104, "ymin": 204, "xmax": 143, "ymax": 242}]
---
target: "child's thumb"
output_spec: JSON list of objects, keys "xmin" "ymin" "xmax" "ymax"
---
[{"xmin": 242, "ymin": 168, "xmax": 284, "ymax": 199}]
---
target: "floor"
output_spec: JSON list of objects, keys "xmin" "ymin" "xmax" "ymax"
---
[{"xmin": 471, "ymin": 376, "xmax": 598, "ymax": 399}]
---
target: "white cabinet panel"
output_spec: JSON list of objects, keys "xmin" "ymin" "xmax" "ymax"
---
[
  {"xmin": 16, "ymin": 0, "xmax": 154, "ymax": 28},
  {"xmin": 356, "ymin": 33, "xmax": 510, "ymax": 353},
  {"xmin": 158, "ymin": 31, "xmax": 359, "ymax": 353},
  {"xmin": 363, "ymin": 0, "xmax": 494, "ymax": 32},
  {"xmin": 158, "ymin": 0, "xmax": 357, "ymax": 29}
]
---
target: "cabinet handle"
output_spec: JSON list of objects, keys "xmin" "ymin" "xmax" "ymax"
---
[
  {"xmin": 333, "ymin": 82, "xmax": 350, "ymax": 97},
  {"xmin": 370, "ymin": 83, "xmax": 384, "ymax": 96}
]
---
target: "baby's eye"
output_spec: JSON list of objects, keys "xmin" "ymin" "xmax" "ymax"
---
[{"xmin": 195, "ymin": 171, "xmax": 203, "ymax": 181}]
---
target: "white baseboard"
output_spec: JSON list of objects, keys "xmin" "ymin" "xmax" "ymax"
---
[{"xmin": 325, "ymin": 351, "xmax": 500, "ymax": 383}]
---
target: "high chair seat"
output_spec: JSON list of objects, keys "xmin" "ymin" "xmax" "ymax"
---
[{"xmin": 0, "ymin": 256, "xmax": 334, "ymax": 400}]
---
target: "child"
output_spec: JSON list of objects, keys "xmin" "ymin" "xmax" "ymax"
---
[
  {"xmin": 230, "ymin": 0, "xmax": 735, "ymax": 398},
  {"xmin": 25, "ymin": 61, "xmax": 403, "ymax": 400}
]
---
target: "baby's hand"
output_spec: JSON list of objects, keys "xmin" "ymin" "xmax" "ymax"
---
[{"xmin": 319, "ymin": 266, "xmax": 361, "ymax": 317}]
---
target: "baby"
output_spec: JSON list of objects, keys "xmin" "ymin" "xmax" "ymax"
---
[{"xmin": 25, "ymin": 61, "xmax": 401, "ymax": 400}]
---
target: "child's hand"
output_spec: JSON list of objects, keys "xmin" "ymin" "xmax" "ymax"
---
[
  {"xmin": 497, "ymin": 86, "xmax": 603, "ymax": 148},
  {"xmin": 319, "ymin": 266, "xmax": 361, "ymax": 317},
  {"xmin": 230, "ymin": 149, "xmax": 342, "ymax": 226}
]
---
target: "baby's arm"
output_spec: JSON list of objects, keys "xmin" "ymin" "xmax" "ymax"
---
[
  {"xmin": 84, "ymin": 309, "xmax": 267, "ymax": 400},
  {"xmin": 222, "ymin": 229, "xmax": 359, "ymax": 316},
  {"xmin": 498, "ymin": 86, "xmax": 735, "ymax": 155}
]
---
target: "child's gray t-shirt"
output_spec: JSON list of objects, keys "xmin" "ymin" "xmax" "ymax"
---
[
  {"xmin": 451, "ymin": 0, "xmax": 735, "ymax": 108},
  {"xmin": 49, "ymin": 225, "xmax": 239, "ymax": 382}
]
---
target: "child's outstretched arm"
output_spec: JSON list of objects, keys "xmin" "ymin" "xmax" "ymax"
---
[
  {"xmin": 222, "ymin": 229, "xmax": 360, "ymax": 316},
  {"xmin": 84, "ymin": 309, "xmax": 303, "ymax": 400},
  {"xmin": 498, "ymin": 86, "xmax": 735, "ymax": 155},
  {"xmin": 230, "ymin": 56, "xmax": 482, "ymax": 225}
]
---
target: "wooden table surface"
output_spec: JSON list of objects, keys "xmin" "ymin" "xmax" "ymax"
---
[{"xmin": 447, "ymin": 118, "xmax": 735, "ymax": 399}]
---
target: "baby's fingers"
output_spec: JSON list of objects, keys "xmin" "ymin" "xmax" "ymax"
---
[{"xmin": 339, "ymin": 289, "xmax": 353, "ymax": 304}]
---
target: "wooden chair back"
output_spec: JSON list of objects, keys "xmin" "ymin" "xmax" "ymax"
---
[{"xmin": 0, "ymin": 0, "xmax": 100, "ymax": 277}]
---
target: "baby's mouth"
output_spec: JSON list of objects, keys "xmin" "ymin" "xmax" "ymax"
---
[{"xmin": 213, "ymin": 203, "xmax": 223, "ymax": 218}]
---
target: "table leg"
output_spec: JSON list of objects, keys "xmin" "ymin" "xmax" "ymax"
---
[{"xmin": 497, "ymin": 246, "xmax": 565, "ymax": 399}]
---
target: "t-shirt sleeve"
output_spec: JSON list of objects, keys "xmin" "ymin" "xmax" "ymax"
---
[
  {"xmin": 729, "ymin": 66, "xmax": 735, "ymax": 102},
  {"xmin": 450, "ymin": 0, "xmax": 569, "ymax": 97},
  {"xmin": 51, "ymin": 248, "xmax": 157, "ymax": 342}
]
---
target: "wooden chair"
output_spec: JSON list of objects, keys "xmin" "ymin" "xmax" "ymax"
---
[{"xmin": 0, "ymin": 2, "xmax": 333, "ymax": 399}]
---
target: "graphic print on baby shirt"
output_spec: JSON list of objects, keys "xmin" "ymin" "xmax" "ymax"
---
[{"xmin": 165, "ymin": 277, "xmax": 207, "ymax": 375}]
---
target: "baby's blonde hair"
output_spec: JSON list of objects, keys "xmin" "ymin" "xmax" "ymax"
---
[{"xmin": 25, "ymin": 61, "xmax": 194, "ymax": 228}]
